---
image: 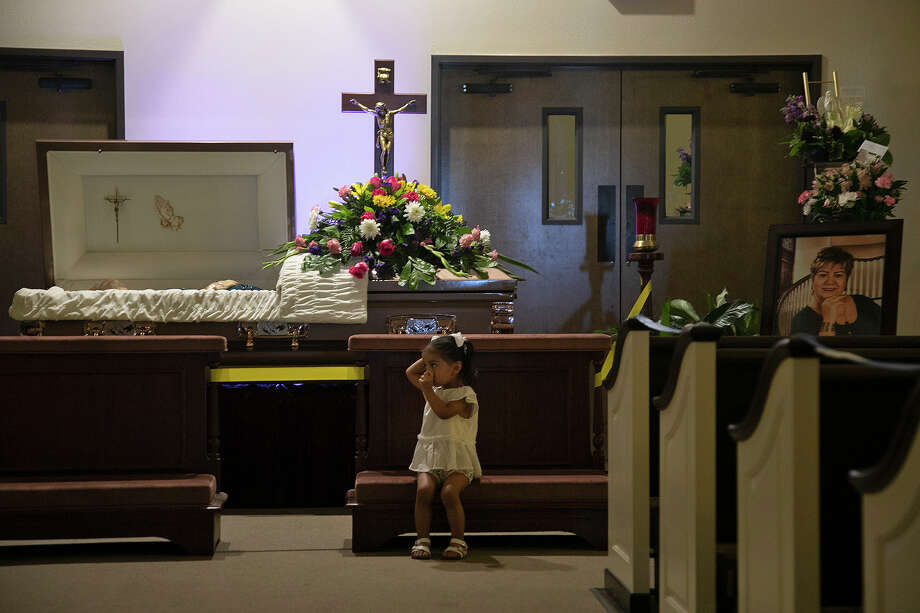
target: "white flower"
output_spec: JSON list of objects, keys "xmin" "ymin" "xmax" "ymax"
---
[
  {"xmin": 404, "ymin": 202, "xmax": 425, "ymax": 223},
  {"xmin": 803, "ymin": 198, "xmax": 816, "ymax": 216},
  {"xmin": 479, "ymin": 229, "xmax": 491, "ymax": 246},
  {"xmin": 307, "ymin": 205, "xmax": 320, "ymax": 233},
  {"xmin": 839, "ymin": 191, "xmax": 859, "ymax": 208},
  {"xmin": 359, "ymin": 218, "xmax": 381, "ymax": 240}
]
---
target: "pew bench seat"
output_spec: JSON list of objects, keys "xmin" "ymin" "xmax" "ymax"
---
[
  {"xmin": 0, "ymin": 474, "xmax": 225, "ymax": 555},
  {"xmin": 347, "ymin": 469, "xmax": 607, "ymax": 552}
]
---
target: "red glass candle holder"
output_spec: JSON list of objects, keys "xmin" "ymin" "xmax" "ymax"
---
[{"xmin": 633, "ymin": 197, "xmax": 659, "ymax": 252}]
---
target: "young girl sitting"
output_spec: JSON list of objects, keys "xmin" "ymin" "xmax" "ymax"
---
[{"xmin": 405, "ymin": 332, "xmax": 481, "ymax": 560}]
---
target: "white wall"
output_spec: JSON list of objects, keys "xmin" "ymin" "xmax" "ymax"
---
[{"xmin": 3, "ymin": 0, "xmax": 918, "ymax": 332}]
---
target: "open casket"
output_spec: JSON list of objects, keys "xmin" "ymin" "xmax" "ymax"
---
[
  {"xmin": 9, "ymin": 140, "xmax": 369, "ymax": 348},
  {"xmin": 9, "ymin": 141, "xmax": 517, "ymax": 350}
]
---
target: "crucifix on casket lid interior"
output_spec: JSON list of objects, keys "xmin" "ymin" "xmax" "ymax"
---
[{"xmin": 341, "ymin": 59, "xmax": 427, "ymax": 177}]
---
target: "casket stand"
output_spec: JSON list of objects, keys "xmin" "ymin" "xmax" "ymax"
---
[{"xmin": 8, "ymin": 140, "xmax": 519, "ymax": 507}]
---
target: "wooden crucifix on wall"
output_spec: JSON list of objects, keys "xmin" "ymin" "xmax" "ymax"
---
[{"xmin": 342, "ymin": 59, "xmax": 427, "ymax": 177}]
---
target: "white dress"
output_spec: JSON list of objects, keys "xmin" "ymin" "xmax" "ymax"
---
[{"xmin": 409, "ymin": 385, "xmax": 482, "ymax": 478}]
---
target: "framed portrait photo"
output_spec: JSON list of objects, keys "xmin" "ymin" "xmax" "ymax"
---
[{"xmin": 761, "ymin": 220, "xmax": 903, "ymax": 336}]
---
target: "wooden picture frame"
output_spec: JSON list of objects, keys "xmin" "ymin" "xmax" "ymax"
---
[{"xmin": 761, "ymin": 220, "xmax": 902, "ymax": 336}]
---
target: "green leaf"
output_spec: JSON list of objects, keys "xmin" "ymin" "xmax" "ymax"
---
[
  {"xmin": 657, "ymin": 300, "xmax": 675, "ymax": 336},
  {"xmin": 704, "ymin": 300, "xmax": 755, "ymax": 331},
  {"xmin": 715, "ymin": 288, "xmax": 728, "ymax": 308},
  {"xmin": 422, "ymin": 244, "xmax": 469, "ymax": 277},
  {"xmin": 496, "ymin": 253, "xmax": 539, "ymax": 274},
  {"xmin": 668, "ymin": 298, "xmax": 700, "ymax": 323}
]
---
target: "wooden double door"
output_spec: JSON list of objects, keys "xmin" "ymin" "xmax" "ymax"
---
[{"xmin": 436, "ymin": 62, "xmax": 806, "ymax": 332}]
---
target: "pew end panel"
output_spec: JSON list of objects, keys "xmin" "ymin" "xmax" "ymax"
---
[
  {"xmin": 730, "ymin": 345, "xmax": 821, "ymax": 613},
  {"xmin": 653, "ymin": 324, "xmax": 722, "ymax": 613},
  {"xmin": 606, "ymin": 326, "xmax": 652, "ymax": 603},
  {"xmin": 849, "ymin": 380, "xmax": 920, "ymax": 613}
]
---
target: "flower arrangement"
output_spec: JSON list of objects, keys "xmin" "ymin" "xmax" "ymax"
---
[
  {"xmin": 672, "ymin": 146, "xmax": 692, "ymax": 216},
  {"xmin": 673, "ymin": 147, "xmax": 692, "ymax": 189},
  {"xmin": 780, "ymin": 94, "xmax": 892, "ymax": 164},
  {"xmin": 264, "ymin": 174, "xmax": 536, "ymax": 289},
  {"xmin": 797, "ymin": 161, "xmax": 908, "ymax": 223}
]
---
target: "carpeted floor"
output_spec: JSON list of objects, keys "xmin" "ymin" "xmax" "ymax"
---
[{"xmin": 0, "ymin": 509, "xmax": 612, "ymax": 613}]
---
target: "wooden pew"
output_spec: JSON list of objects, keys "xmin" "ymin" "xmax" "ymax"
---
[
  {"xmin": 849, "ymin": 379, "xmax": 920, "ymax": 613},
  {"xmin": 346, "ymin": 333, "xmax": 611, "ymax": 552},
  {"xmin": 604, "ymin": 318, "xmax": 920, "ymax": 613},
  {"xmin": 0, "ymin": 336, "xmax": 228, "ymax": 555},
  {"xmin": 730, "ymin": 336, "xmax": 920, "ymax": 611}
]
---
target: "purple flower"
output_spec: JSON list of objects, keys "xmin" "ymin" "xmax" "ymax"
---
[
  {"xmin": 676, "ymin": 147, "xmax": 691, "ymax": 163},
  {"xmin": 780, "ymin": 94, "xmax": 818, "ymax": 125},
  {"xmin": 307, "ymin": 241, "xmax": 322, "ymax": 255}
]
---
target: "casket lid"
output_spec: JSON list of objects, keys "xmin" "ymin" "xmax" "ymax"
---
[{"xmin": 37, "ymin": 140, "xmax": 294, "ymax": 291}]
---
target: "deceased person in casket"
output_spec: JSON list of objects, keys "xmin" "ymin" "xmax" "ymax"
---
[{"xmin": 790, "ymin": 246, "xmax": 882, "ymax": 336}]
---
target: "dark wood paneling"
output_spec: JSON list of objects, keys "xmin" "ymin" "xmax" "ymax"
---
[{"xmin": 364, "ymin": 347, "xmax": 600, "ymax": 470}]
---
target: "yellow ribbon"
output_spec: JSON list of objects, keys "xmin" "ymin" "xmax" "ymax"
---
[
  {"xmin": 210, "ymin": 365, "xmax": 365, "ymax": 383},
  {"xmin": 594, "ymin": 281, "xmax": 652, "ymax": 388}
]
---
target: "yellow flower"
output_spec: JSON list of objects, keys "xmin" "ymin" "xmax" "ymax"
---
[
  {"xmin": 373, "ymin": 194, "xmax": 396, "ymax": 208},
  {"xmin": 418, "ymin": 185, "xmax": 437, "ymax": 200},
  {"xmin": 456, "ymin": 214, "xmax": 463, "ymax": 224},
  {"xmin": 433, "ymin": 203, "xmax": 452, "ymax": 218}
]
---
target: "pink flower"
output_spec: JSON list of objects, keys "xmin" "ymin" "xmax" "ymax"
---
[
  {"xmin": 874, "ymin": 173, "xmax": 893, "ymax": 189},
  {"xmin": 369, "ymin": 176, "xmax": 382, "ymax": 188},
  {"xmin": 403, "ymin": 191, "xmax": 419, "ymax": 202},
  {"xmin": 386, "ymin": 176, "xmax": 400, "ymax": 191},
  {"xmin": 350, "ymin": 241, "xmax": 363, "ymax": 256},
  {"xmin": 296, "ymin": 246, "xmax": 304, "ymax": 252},
  {"xmin": 489, "ymin": 249, "xmax": 498, "ymax": 262},
  {"xmin": 471, "ymin": 226, "xmax": 481, "ymax": 241},
  {"xmin": 326, "ymin": 238, "xmax": 342, "ymax": 254},
  {"xmin": 797, "ymin": 190, "xmax": 812, "ymax": 205},
  {"xmin": 378, "ymin": 239, "xmax": 395, "ymax": 257},
  {"xmin": 294, "ymin": 235, "xmax": 306, "ymax": 247},
  {"xmin": 348, "ymin": 262, "xmax": 369, "ymax": 279},
  {"xmin": 372, "ymin": 188, "xmax": 386, "ymax": 197},
  {"xmin": 858, "ymin": 170, "xmax": 872, "ymax": 189},
  {"xmin": 875, "ymin": 195, "xmax": 884, "ymax": 202},
  {"xmin": 459, "ymin": 233, "xmax": 474, "ymax": 248},
  {"xmin": 871, "ymin": 163, "xmax": 883, "ymax": 174},
  {"xmin": 884, "ymin": 195, "xmax": 896, "ymax": 207},
  {"xmin": 337, "ymin": 185, "xmax": 351, "ymax": 199},
  {"xmin": 361, "ymin": 211, "xmax": 376, "ymax": 220},
  {"xmin": 420, "ymin": 238, "xmax": 432, "ymax": 246}
]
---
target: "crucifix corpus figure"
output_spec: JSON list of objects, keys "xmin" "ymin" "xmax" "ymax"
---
[
  {"xmin": 104, "ymin": 187, "xmax": 130, "ymax": 243},
  {"xmin": 342, "ymin": 59, "xmax": 427, "ymax": 177},
  {"xmin": 349, "ymin": 98, "xmax": 415, "ymax": 176}
]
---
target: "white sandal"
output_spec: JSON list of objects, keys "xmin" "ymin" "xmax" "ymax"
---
[
  {"xmin": 410, "ymin": 537, "xmax": 431, "ymax": 559},
  {"xmin": 442, "ymin": 537, "xmax": 469, "ymax": 560}
]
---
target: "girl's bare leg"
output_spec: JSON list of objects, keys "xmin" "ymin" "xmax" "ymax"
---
[
  {"xmin": 414, "ymin": 472, "xmax": 437, "ymax": 539},
  {"xmin": 440, "ymin": 472, "xmax": 470, "ymax": 542}
]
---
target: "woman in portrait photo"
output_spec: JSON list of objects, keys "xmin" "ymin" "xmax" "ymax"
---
[{"xmin": 790, "ymin": 245, "xmax": 882, "ymax": 336}]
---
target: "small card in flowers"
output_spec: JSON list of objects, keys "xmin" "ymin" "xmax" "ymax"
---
[{"xmin": 855, "ymin": 140, "xmax": 888, "ymax": 164}]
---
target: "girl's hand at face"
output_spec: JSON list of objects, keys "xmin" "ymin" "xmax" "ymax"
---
[{"xmin": 418, "ymin": 369, "xmax": 435, "ymax": 389}]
